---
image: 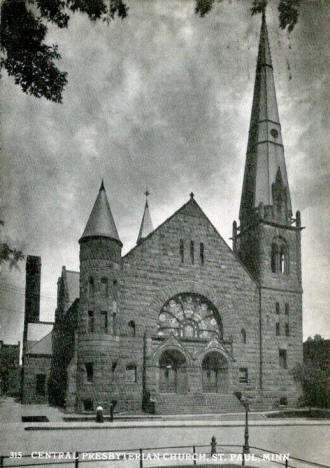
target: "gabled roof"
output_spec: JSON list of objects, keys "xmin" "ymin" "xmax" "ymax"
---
[
  {"xmin": 137, "ymin": 199, "xmax": 154, "ymax": 244},
  {"xmin": 26, "ymin": 331, "xmax": 52, "ymax": 356},
  {"xmin": 80, "ymin": 181, "xmax": 121, "ymax": 244},
  {"xmin": 124, "ymin": 194, "xmax": 257, "ymax": 284}
]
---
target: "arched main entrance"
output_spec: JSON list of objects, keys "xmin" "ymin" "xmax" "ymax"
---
[
  {"xmin": 159, "ymin": 349, "xmax": 187, "ymax": 394},
  {"xmin": 202, "ymin": 351, "xmax": 229, "ymax": 393}
]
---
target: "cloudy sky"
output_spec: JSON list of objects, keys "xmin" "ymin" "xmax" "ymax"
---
[{"xmin": 1, "ymin": 0, "xmax": 329, "ymax": 344}]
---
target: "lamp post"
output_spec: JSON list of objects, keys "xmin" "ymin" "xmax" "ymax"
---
[{"xmin": 234, "ymin": 392, "xmax": 250, "ymax": 454}]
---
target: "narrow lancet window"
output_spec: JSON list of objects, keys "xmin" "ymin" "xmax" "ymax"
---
[
  {"xmin": 180, "ymin": 239, "xmax": 184, "ymax": 263},
  {"xmin": 88, "ymin": 277, "xmax": 95, "ymax": 299},
  {"xmin": 101, "ymin": 311, "xmax": 108, "ymax": 332},
  {"xmin": 271, "ymin": 238, "xmax": 289, "ymax": 274},
  {"xmin": 128, "ymin": 321, "xmax": 136, "ymax": 337},
  {"xmin": 100, "ymin": 278, "xmax": 108, "ymax": 297},
  {"xmin": 200, "ymin": 242, "xmax": 204, "ymax": 265},
  {"xmin": 85, "ymin": 363, "xmax": 93, "ymax": 382},
  {"xmin": 279, "ymin": 349, "xmax": 287, "ymax": 369},
  {"xmin": 88, "ymin": 311, "xmax": 94, "ymax": 333},
  {"xmin": 276, "ymin": 322, "xmax": 280, "ymax": 336},
  {"xmin": 190, "ymin": 241, "xmax": 194, "ymax": 264}
]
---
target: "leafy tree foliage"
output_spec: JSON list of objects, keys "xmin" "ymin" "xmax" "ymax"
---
[
  {"xmin": 292, "ymin": 362, "xmax": 329, "ymax": 410},
  {"xmin": 0, "ymin": 0, "xmax": 128, "ymax": 103},
  {"xmin": 1, "ymin": 0, "xmax": 301, "ymax": 103},
  {"xmin": 0, "ymin": 221, "xmax": 24, "ymax": 268},
  {"xmin": 292, "ymin": 336, "xmax": 330, "ymax": 410}
]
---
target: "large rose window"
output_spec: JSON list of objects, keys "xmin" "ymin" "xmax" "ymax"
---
[{"xmin": 157, "ymin": 293, "xmax": 223, "ymax": 340}]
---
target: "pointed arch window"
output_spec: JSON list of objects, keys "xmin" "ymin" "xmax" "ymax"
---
[
  {"xmin": 271, "ymin": 238, "xmax": 289, "ymax": 275},
  {"xmin": 241, "ymin": 328, "xmax": 246, "ymax": 344}
]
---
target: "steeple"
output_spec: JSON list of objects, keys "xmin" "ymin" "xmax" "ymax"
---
[
  {"xmin": 240, "ymin": 11, "xmax": 292, "ymax": 225},
  {"xmin": 137, "ymin": 190, "xmax": 154, "ymax": 244},
  {"xmin": 80, "ymin": 180, "xmax": 121, "ymax": 244}
]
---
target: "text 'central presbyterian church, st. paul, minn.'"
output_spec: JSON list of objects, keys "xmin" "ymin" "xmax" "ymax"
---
[{"xmin": 21, "ymin": 13, "xmax": 303, "ymax": 413}]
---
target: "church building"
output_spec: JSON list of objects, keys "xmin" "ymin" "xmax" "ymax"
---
[{"xmin": 22, "ymin": 13, "xmax": 303, "ymax": 413}]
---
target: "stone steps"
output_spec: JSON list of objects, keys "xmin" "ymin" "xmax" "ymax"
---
[{"xmin": 155, "ymin": 393, "xmax": 245, "ymax": 414}]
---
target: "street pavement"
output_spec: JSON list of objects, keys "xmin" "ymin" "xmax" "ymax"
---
[{"xmin": 0, "ymin": 398, "xmax": 329, "ymax": 468}]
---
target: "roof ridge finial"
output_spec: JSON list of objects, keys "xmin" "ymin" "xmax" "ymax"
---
[
  {"xmin": 144, "ymin": 187, "xmax": 150, "ymax": 206},
  {"xmin": 137, "ymin": 188, "xmax": 153, "ymax": 244}
]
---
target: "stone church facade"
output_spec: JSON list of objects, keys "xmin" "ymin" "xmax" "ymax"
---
[{"xmin": 22, "ymin": 14, "xmax": 303, "ymax": 413}]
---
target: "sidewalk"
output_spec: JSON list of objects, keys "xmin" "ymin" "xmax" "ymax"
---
[{"xmin": 1, "ymin": 398, "xmax": 330, "ymax": 429}]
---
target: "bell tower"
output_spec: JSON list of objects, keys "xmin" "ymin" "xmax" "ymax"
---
[{"xmin": 233, "ymin": 12, "xmax": 303, "ymax": 407}]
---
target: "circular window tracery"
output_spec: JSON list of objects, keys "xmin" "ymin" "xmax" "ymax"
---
[{"xmin": 157, "ymin": 293, "xmax": 223, "ymax": 340}]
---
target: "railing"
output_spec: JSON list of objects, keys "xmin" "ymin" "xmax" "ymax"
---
[{"xmin": 1, "ymin": 439, "xmax": 328, "ymax": 468}]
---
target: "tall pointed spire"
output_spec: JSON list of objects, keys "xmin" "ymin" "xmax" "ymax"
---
[
  {"xmin": 80, "ymin": 181, "xmax": 121, "ymax": 244},
  {"xmin": 137, "ymin": 190, "xmax": 154, "ymax": 244},
  {"xmin": 239, "ymin": 11, "xmax": 292, "ymax": 224}
]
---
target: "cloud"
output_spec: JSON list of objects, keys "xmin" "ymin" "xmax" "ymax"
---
[{"xmin": 0, "ymin": 0, "xmax": 329, "ymax": 342}]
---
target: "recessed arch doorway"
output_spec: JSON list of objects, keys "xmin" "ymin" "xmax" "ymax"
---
[
  {"xmin": 159, "ymin": 349, "xmax": 187, "ymax": 394},
  {"xmin": 202, "ymin": 351, "xmax": 229, "ymax": 393}
]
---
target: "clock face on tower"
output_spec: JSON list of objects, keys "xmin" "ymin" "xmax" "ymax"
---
[
  {"xmin": 270, "ymin": 128, "xmax": 279, "ymax": 138},
  {"xmin": 157, "ymin": 293, "xmax": 223, "ymax": 340}
]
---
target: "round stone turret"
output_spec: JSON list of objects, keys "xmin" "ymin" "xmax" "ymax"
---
[{"xmin": 76, "ymin": 181, "xmax": 122, "ymax": 412}]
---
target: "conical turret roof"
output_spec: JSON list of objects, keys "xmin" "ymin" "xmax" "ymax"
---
[
  {"xmin": 80, "ymin": 181, "xmax": 121, "ymax": 244},
  {"xmin": 240, "ymin": 12, "xmax": 292, "ymax": 222},
  {"xmin": 137, "ymin": 193, "xmax": 154, "ymax": 244}
]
